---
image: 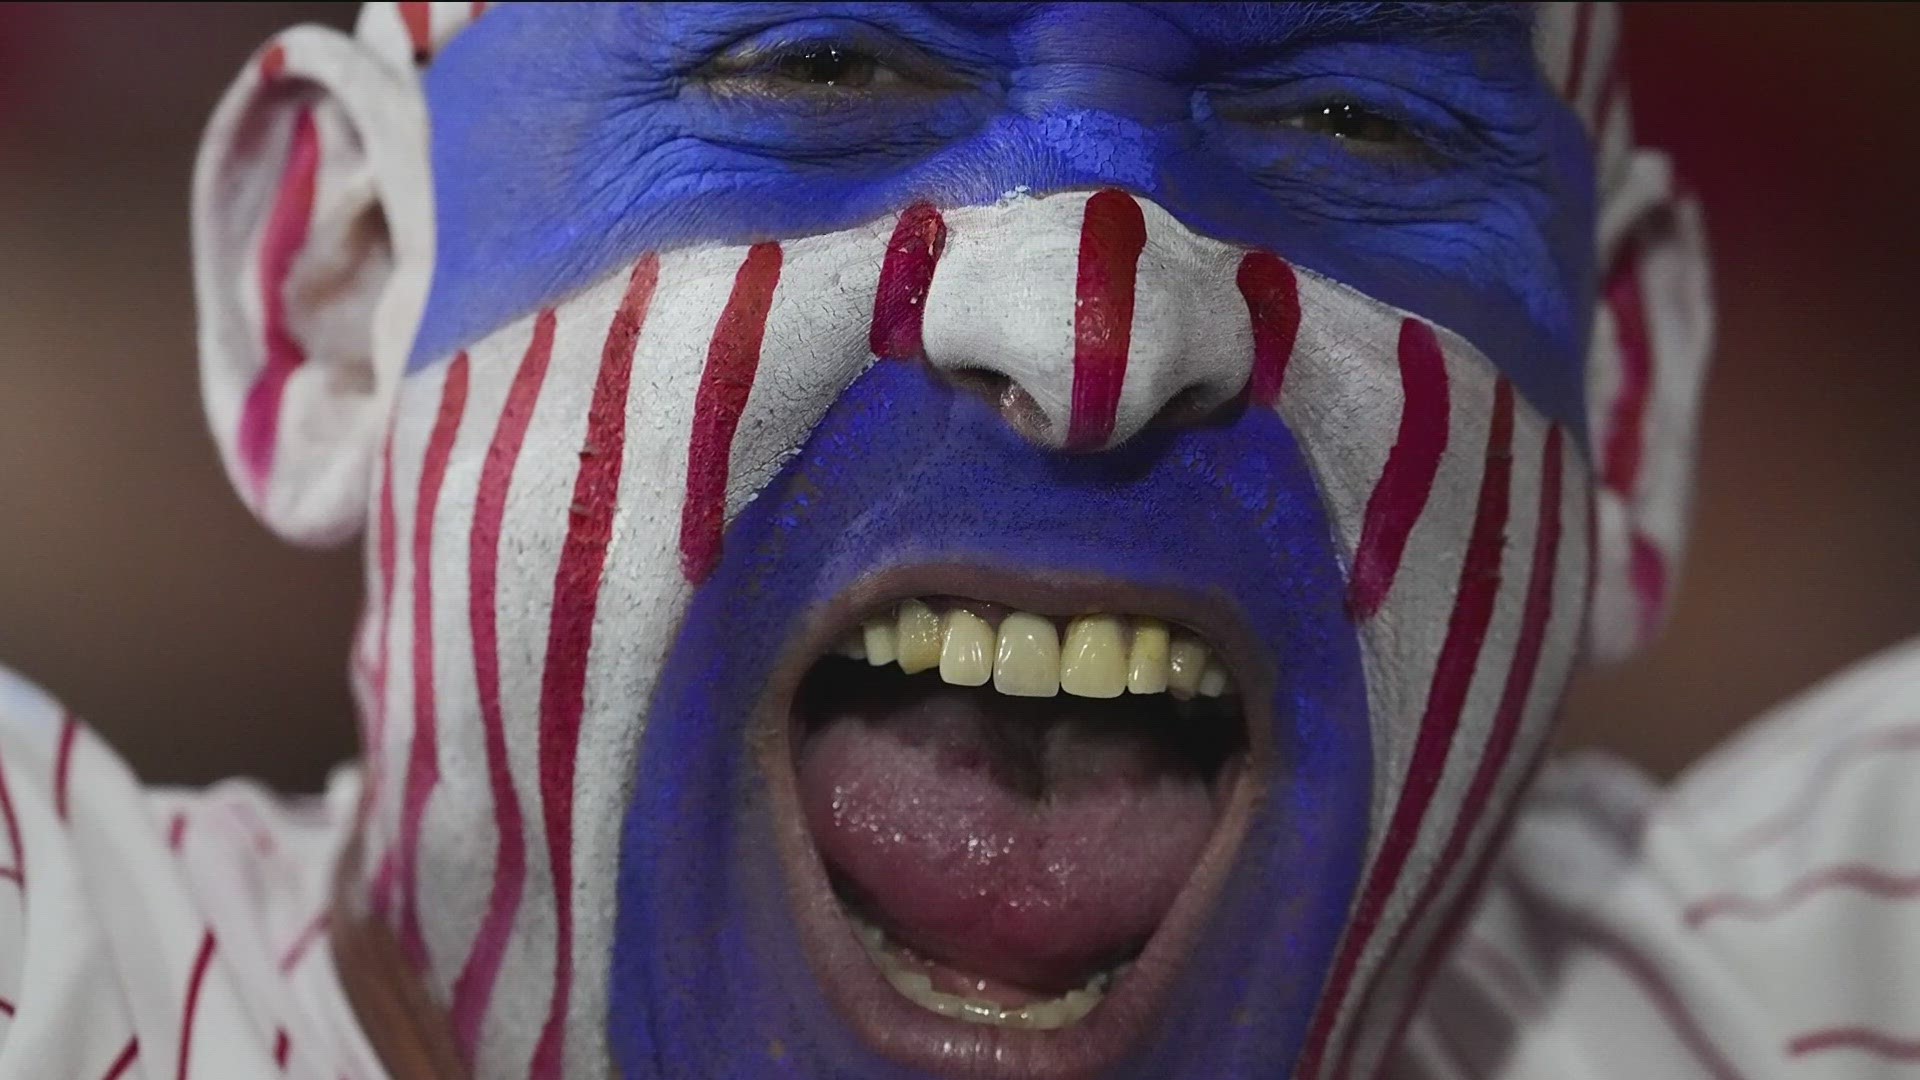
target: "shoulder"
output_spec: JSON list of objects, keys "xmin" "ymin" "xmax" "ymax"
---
[{"xmin": 1404, "ymin": 637, "xmax": 1920, "ymax": 1079}]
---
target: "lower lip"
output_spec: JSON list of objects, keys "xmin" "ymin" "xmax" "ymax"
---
[{"xmin": 750, "ymin": 564, "xmax": 1273, "ymax": 1079}]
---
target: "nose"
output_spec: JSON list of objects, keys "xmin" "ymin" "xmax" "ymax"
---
[{"xmin": 916, "ymin": 190, "xmax": 1261, "ymax": 452}]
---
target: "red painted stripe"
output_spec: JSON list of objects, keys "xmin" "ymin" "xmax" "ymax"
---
[
  {"xmin": 177, "ymin": 930, "xmax": 218, "ymax": 1080},
  {"xmin": 259, "ymin": 44, "xmax": 286, "ymax": 81},
  {"xmin": 1564, "ymin": 1, "xmax": 1594, "ymax": 101},
  {"xmin": 0, "ymin": 744, "xmax": 24, "ymax": 889},
  {"xmin": 1601, "ymin": 241, "xmax": 1652, "ymax": 495},
  {"xmin": 237, "ymin": 107, "xmax": 321, "ymax": 500},
  {"xmin": 530, "ymin": 258, "xmax": 659, "ymax": 1080},
  {"xmin": 1629, "ymin": 529, "xmax": 1666, "ymax": 642},
  {"xmin": 399, "ymin": 2, "xmax": 433, "ymax": 61},
  {"xmin": 1789, "ymin": 1027, "xmax": 1920, "ymax": 1062},
  {"xmin": 470, "ymin": 1, "xmax": 488, "ymax": 20},
  {"xmin": 1346, "ymin": 319, "xmax": 1451, "ymax": 621},
  {"xmin": 54, "ymin": 710, "xmax": 77, "ymax": 823},
  {"xmin": 367, "ymin": 425, "xmax": 400, "ymax": 916},
  {"xmin": 1508, "ymin": 874, "xmax": 1747, "ymax": 1080},
  {"xmin": 1237, "ymin": 251, "xmax": 1301, "ymax": 408},
  {"xmin": 1298, "ymin": 376, "xmax": 1514, "ymax": 1080},
  {"xmin": 0, "ymin": 997, "xmax": 12, "ymax": 1016},
  {"xmin": 1341, "ymin": 424, "xmax": 1565, "ymax": 1079},
  {"xmin": 680, "ymin": 244, "xmax": 783, "ymax": 583},
  {"xmin": 870, "ymin": 203, "xmax": 947, "ymax": 362},
  {"xmin": 1738, "ymin": 724, "xmax": 1920, "ymax": 850},
  {"xmin": 279, "ymin": 910, "xmax": 331, "ymax": 976},
  {"xmin": 0, "ymin": 867, "xmax": 17, "ymax": 887},
  {"xmin": 273, "ymin": 1028, "xmax": 291, "ymax": 1070},
  {"xmin": 396, "ymin": 353, "xmax": 471, "ymax": 970},
  {"xmin": 100, "ymin": 1038, "xmax": 139, "ymax": 1080},
  {"xmin": 449, "ymin": 307, "xmax": 561, "ymax": 1051},
  {"xmin": 167, "ymin": 809, "xmax": 188, "ymax": 852},
  {"xmin": 1686, "ymin": 862, "xmax": 1920, "ymax": 929},
  {"xmin": 1066, "ymin": 190, "xmax": 1148, "ymax": 450}
]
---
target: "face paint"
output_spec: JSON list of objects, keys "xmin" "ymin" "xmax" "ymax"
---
[{"xmin": 331, "ymin": 4, "xmax": 1625, "ymax": 1079}]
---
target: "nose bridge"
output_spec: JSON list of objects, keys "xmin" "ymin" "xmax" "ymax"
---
[{"xmin": 918, "ymin": 190, "xmax": 1257, "ymax": 452}]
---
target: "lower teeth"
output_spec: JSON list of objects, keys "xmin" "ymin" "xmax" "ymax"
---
[{"xmin": 850, "ymin": 910, "xmax": 1125, "ymax": 1030}]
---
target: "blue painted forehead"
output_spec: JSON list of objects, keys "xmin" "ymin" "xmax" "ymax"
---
[{"xmin": 417, "ymin": 1, "xmax": 1593, "ymax": 430}]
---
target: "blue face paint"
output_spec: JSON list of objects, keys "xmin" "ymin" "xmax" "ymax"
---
[
  {"xmin": 612, "ymin": 360, "xmax": 1370, "ymax": 1078},
  {"xmin": 417, "ymin": 2, "xmax": 1595, "ymax": 433}
]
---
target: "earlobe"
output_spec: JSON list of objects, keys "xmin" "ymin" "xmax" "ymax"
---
[
  {"xmin": 192, "ymin": 25, "xmax": 433, "ymax": 547},
  {"xmin": 1583, "ymin": 149, "xmax": 1715, "ymax": 662}
]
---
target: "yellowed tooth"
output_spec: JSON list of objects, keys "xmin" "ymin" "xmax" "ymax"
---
[
  {"xmin": 895, "ymin": 599, "xmax": 942, "ymax": 674},
  {"xmin": 1198, "ymin": 659, "xmax": 1229, "ymax": 698},
  {"xmin": 994, "ymin": 612, "xmax": 1060, "ymax": 697},
  {"xmin": 863, "ymin": 617, "xmax": 897, "ymax": 667},
  {"xmin": 939, "ymin": 608, "xmax": 993, "ymax": 686},
  {"xmin": 1126, "ymin": 617, "xmax": 1170, "ymax": 695},
  {"xmin": 1060, "ymin": 614, "xmax": 1126, "ymax": 698},
  {"xmin": 1167, "ymin": 633, "xmax": 1207, "ymax": 699},
  {"xmin": 837, "ymin": 630, "xmax": 867, "ymax": 660}
]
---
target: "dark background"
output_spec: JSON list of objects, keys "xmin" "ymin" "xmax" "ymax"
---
[{"xmin": 1, "ymin": 4, "xmax": 1915, "ymax": 791}]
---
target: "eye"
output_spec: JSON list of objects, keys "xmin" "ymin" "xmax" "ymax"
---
[
  {"xmin": 702, "ymin": 33, "xmax": 948, "ymax": 101},
  {"xmin": 767, "ymin": 44, "xmax": 892, "ymax": 90},
  {"xmin": 1285, "ymin": 102, "xmax": 1419, "ymax": 146}
]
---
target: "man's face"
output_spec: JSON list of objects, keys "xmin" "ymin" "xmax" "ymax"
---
[{"xmin": 359, "ymin": 4, "xmax": 1597, "ymax": 1077}]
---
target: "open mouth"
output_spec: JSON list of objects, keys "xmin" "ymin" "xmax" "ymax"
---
[{"xmin": 755, "ymin": 566, "xmax": 1268, "ymax": 1077}]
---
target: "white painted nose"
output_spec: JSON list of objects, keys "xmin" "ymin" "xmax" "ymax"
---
[{"xmin": 918, "ymin": 190, "xmax": 1263, "ymax": 451}]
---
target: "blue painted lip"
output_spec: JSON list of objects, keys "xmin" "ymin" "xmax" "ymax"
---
[{"xmin": 750, "ymin": 562, "xmax": 1276, "ymax": 1079}]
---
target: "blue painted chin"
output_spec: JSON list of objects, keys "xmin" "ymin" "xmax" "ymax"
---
[{"xmin": 611, "ymin": 360, "xmax": 1370, "ymax": 1079}]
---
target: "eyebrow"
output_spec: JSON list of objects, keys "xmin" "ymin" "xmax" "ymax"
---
[{"xmin": 1286, "ymin": 2, "xmax": 1530, "ymax": 41}]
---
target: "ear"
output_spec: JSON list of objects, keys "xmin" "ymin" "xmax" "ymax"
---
[
  {"xmin": 1583, "ymin": 148, "xmax": 1715, "ymax": 662},
  {"xmin": 192, "ymin": 25, "xmax": 433, "ymax": 547}
]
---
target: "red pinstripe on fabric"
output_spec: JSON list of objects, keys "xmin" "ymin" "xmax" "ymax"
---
[
  {"xmin": 680, "ymin": 244, "xmax": 783, "ymax": 583},
  {"xmin": 449, "ymin": 308, "xmax": 559, "ymax": 1052},
  {"xmin": 1506, "ymin": 873, "xmax": 1747, "ymax": 1080},
  {"xmin": 0, "ymin": 744, "xmax": 23, "ymax": 889},
  {"xmin": 1237, "ymin": 251, "xmax": 1300, "ymax": 408},
  {"xmin": 870, "ymin": 203, "xmax": 947, "ymax": 362},
  {"xmin": 1788, "ymin": 1027, "xmax": 1920, "ymax": 1061},
  {"xmin": 396, "ymin": 352, "xmax": 472, "ymax": 970},
  {"xmin": 53, "ymin": 710, "xmax": 77, "ymax": 823},
  {"xmin": 279, "ymin": 910, "xmax": 331, "ymax": 976},
  {"xmin": 1737, "ymin": 725, "xmax": 1920, "ymax": 850},
  {"xmin": 177, "ymin": 930, "xmax": 218, "ymax": 1080},
  {"xmin": 1348, "ymin": 425, "xmax": 1567, "ymax": 1079},
  {"xmin": 1685, "ymin": 862, "xmax": 1920, "ymax": 929},
  {"xmin": 1346, "ymin": 320, "xmax": 1452, "ymax": 621},
  {"xmin": 273, "ymin": 1028, "xmax": 291, "ymax": 1070},
  {"xmin": 1066, "ymin": 190, "xmax": 1148, "ymax": 450},
  {"xmin": 1298, "ymin": 375, "xmax": 1516, "ymax": 1080},
  {"xmin": 237, "ymin": 107, "xmax": 320, "ymax": 500},
  {"xmin": 530, "ymin": 257, "xmax": 661, "ymax": 1080},
  {"xmin": 100, "ymin": 1038, "xmax": 139, "ymax": 1080},
  {"xmin": 398, "ymin": 2, "xmax": 433, "ymax": 60}
]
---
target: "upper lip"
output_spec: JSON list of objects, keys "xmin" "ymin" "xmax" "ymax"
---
[{"xmin": 751, "ymin": 562, "xmax": 1274, "ymax": 1079}]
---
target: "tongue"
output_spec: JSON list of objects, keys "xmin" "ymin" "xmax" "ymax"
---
[{"xmin": 796, "ymin": 680, "xmax": 1220, "ymax": 996}]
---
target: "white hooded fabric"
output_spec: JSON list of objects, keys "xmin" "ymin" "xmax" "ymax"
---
[{"xmin": 2, "ymin": 5, "xmax": 1909, "ymax": 1080}]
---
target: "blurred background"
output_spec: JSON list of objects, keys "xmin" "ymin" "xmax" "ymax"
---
[{"xmin": 0, "ymin": 4, "xmax": 1915, "ymax": 791}]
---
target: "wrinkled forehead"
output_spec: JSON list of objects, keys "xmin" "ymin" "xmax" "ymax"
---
[{"xmin": 376, "ymin": 1, "xmax": 1610, "ymax": 430}]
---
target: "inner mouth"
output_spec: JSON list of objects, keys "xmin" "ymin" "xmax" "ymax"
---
[{"xmin": 791, "ymin": 596, "xmax": 1249, "ymax": 1032}]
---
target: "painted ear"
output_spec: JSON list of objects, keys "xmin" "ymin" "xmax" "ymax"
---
[
  {"xmin": 192, "ymin": 25, "xmax": 433, "ymax": 547},
  {"xmin": 1584, "ymin": 148, "xmax": 1714, "ymax": 662}
]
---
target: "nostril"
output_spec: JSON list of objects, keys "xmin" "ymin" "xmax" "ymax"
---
[
  {"xmin": 1147, "ymin": 385, "xmax": 1239, "ymax": 431},
  {"xmin": 942, "ymin": 367, "xmax": 1052, "ymax": 444}
]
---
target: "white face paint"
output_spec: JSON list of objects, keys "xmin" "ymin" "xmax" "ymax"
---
[{"xmin": 349, "ymin": 190, "xmax": 1590, "ymax": 1078}]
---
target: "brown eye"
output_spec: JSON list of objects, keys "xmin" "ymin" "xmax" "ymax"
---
[
  {"xmin": 772, "ymin": 45, "xmax": 882, "ymax": 89},
  {"xmin": 1289, "ymin": 102, "xmax": 1416, "ymax": 145}
]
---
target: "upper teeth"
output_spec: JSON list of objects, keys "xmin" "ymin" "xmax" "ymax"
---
[{"xmin": 833, "ymin": 602, "xmax": 1233, "ymax": 700}]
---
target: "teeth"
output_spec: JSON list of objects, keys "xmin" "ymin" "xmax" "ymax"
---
[
  {"xmin": 993, "ymin": 613, "xmax": 1060, "ymax": 697},
  {"xmin": 852, "ymin": 908, "xmax": 1110, "ymax": 1030},
  {"xmin": 1198, "ymin": 659, "xmax": 1229, "ymax": 698},
  {"xmin": 1126, "ymin": 617, "xmax": 1170, "ymax": 695},
  {"xmin": 895, "ymin": 599, "xmax": 942, "ymax": 674},
  {"xmin": 1060, "ymin": 615, "xmax": 1127, "ymax": 698},
  {"xmin": 862, "ymin": 618, "xmax": 897, "ymax": 667},
  {"xmin": 1166, "ymin": 632, "xmax": 1207, "ymax": 700},
  {"xmin": 939, "ymin": 608, "xmax": 994, "ymax": 687},
  {"xmin": 836, "ymin": 601, "xmax": 1231, "ymax": 703}
]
